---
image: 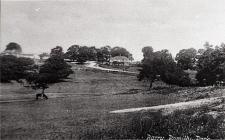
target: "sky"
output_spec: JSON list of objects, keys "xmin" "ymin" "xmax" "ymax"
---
[{"xmin": 1, "ymin": 0, "xmax": 225, "ymax": 61}]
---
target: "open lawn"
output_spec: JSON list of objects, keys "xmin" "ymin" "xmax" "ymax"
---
[{"xmin": 1, "ymin": 64, "xmax": 224, "ymax": 139}]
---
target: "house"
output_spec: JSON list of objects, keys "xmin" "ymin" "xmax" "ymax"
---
[
  {"xmin": 1, "ymin": 50, "xmax": 38, "ymax": 58},
  {"xmin": 0, "ymin": 50, "xmax": 40, "ymax": 64},
  {"xmin": 110, "ymin": 56, "xmax": 131, "ymax": 66}
]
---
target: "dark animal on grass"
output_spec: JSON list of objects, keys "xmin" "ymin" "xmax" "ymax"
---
[{"xmin": 36, "ymin": 93, "xmax": 48, "ymax": 100}]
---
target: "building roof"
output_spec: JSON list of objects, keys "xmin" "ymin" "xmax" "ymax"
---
[{"xmin": 110, "ymin": 56, "xmax": 130, "ymax": 62}]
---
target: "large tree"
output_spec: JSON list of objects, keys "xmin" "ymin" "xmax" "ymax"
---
[
  {"xmin": 111, "ymin": 46, "xmax": 133, "ymax": 60},
  {"xmin": 87, "ymin": 46, "xmax": 98, "ymax": 61},
  {"xmin": 64, "ymin": 45, "xmax": 80, "ymax": 61},
  {"xmin": 25, "ymin": 56, "xmax": 73, "ymax": 99},
  {"xmin": 196, "ymin": 43, "xmax": 225, "ymax": 86},
  {"xmin": 5, "ymin": 42, "xmax": 22, "ymax": 53},
  {"xmin": 76, "ymin": 46, "xmax": 90, "ymax": 64},
  {"xmin": 175, "ymin": 48, "xmax": 197, "ymax": 70},
  {"xmin": 97, "ymin": 46, "xmax": 111, "ymax": 63},
  {"xmin": 138, "ymin": 46, "xmax": 156, "ymax": 88},
  {"xmin": 50, "ymin": 46, "xmax": 64, "ymax": 58},
  {"xmin": 0, "ymin": 55, "xmax": 35, "ymax": 82},
  {"xmin": 142, "ymin": 46, "xmax": 154, "ymax": 59},
  {"xmin": 138, "ymin": 47, "xmax": 191, "ymax": 89}
]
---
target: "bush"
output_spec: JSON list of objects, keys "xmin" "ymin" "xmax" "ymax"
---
[
  {"xmin": 131, "ymin": 109, "xmax": 225, "ymax": 139},
  {"xmin": 0, "ymin": 55, "xmax": 34, "ymax": 82},
  {"xmin": 81, "ymin": 108, "xmax": 225, "ymax": 139}
]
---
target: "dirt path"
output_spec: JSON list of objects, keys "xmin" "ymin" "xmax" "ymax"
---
[
  {"xmin": 85, "ymin": 61, "xmax": 138, "ymax": 74},
  {"xmin": 110, "ymin": 96, "xmax": 225, "ymax": 114}
]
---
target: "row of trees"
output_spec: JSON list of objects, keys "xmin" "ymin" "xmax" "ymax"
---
[
  {"xmin": 1, "ymin": 41, "xmax": 224, "ymax": 96},
  {"xmin": 51, "ymin": 45, "xmax": 133, "ymax": 64},
  {"xmin": 3, "ymin": 42, "xmax": 134, "ymax": 64},
  {"xmin": 139, "ymin": 42, "xmax": 225, "ymax": 88}
]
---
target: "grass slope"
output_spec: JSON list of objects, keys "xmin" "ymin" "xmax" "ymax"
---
[{"xmin": 0, "ymin": 64, "xmax": 224, "ymax": 139}]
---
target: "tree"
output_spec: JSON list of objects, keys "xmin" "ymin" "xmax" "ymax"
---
[
  {"xmin": 50, "ymin": 46, "xmax": 64, "ymax": 58},
  {"xmin": 5, "ymin": 42, "xmax": 22, "ymax": 53},
  {"xmin": 138, "ymin": 46, "xmax": 156, "ymax": 88},
  {"xmin": 111, "ymin": 46, "xmax": 133, "ymax": 60},
  {"xmin": 87, "ymin": 46, "xmax": 97, "ymax": 61},
  {"xmin": 76, "ymin": 46, "xmax": 89, "ymax": 64},
  {"xmin": 97, "ymin": 46, "xmax": 111, "ymax": 63},
  {"xmin": 138, "ymin": 47, "xmax": 191, "ymax": 89},
  {"xmin": 0, "ymin": 55, "xmax": 35, "ymax": 82},
  {"xmin": 142, "ymin": 46, "xmax": 154, "ymax": 59},
  {"xmin": 175, "ymin": 48, "xmax": 197, "ymax": 70},
  {"xmin": 196, "ymin": 43, "xmax": 225, "ymax": 86},
  {"xmin": 25, "ymin": 56, "xmax": 73, "ymax": 99},
  {"xmin": 138, "ymin": 63, "xmax": 156, "ymax": 89},
  {"xmin": 64, "ymin": 45, "xmax": 80, "ymax": 61}
]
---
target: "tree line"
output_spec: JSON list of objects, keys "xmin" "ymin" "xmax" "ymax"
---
[
  {"xmin": 47, "ymin": 45, "xmax": 133, "ymax": 64},
  {"xmin": 0, "ymin": 42, "xmax": 224, "ymax": 99},
  {"xmin": 138, "ymin": 42, "xmax": 225, "ymax": 88}
]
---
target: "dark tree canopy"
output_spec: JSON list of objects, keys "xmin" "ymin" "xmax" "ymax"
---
[
  {"xmin": 0, "ymin": 55, "xmax": 35, "ymax": 82},
  {"xmin": 76, "ymin": 46, "xmax": 90, "ymax": 64},
  {"xmin": 64, "ymin": 45, "xmax": 80, "ymax": 61},
  {"xmin": 5, "ymin": 42, "xmax": 22, "ymax": 53},
  {"xmin": 142, "ymin": 46, "xmax": 154, "ymax": 59},
  {"xmin": 88, "ymin": 46, "xmax": 98, "ymax": 61},
  {"xmin": 175, "ymin": 48, "xmax": 197, "ymax": 70},
  {"xmin": 196, "ymin": 43, "xmax": 225, "ymax": 86},
  {"xmin": 111, "ymin": 47, "xmax": 133, "ymax": 60},
  {"xmin": 97, "ymin": 46, "xmax": 111, "ymax": 63},
  {"xmin": 50, "ymin": 46, "xmax": 64, "ymax": 58},
  {"xmin": 139, "ymin": 48, "xmax": 191, "ymax": 88},
  {"xmin": 39, "ymin": 56, "xmax": 73, "ymax": 82},
  {"xmin": 63, "ymin": 45, "xmax": 134, "ymax": 63},
  {"xmin": 64, "ymin": 45, "xmax": 99, "ymax": 63},
  {"xmin": 25, "ymin": 56, "xmax": 73, "ymax": 99}
]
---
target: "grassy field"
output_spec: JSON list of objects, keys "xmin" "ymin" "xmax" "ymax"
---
[{"xmin": 0, "ymin": 64, "xmax": 224, "ymax": 139}]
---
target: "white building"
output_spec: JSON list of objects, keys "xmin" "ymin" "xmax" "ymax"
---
[
  {"xmin": 110, "ymin": 56, "xmax": 131, "ymax": 66},
  {"xmin": 0, "ymin": 50, "xmax": 40, "ymax": 64}
]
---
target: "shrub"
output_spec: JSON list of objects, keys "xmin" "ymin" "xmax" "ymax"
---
[
  {"xmin": 0, "ymin": 55, "xmax": 35, "ymax": 82},
  {"xmin": 196, "ymin": 43, "xmax": 225, "ymax": 86},
  {"xmin": 81, "ymin": 108, "xmax": 225, "ymax": 139},
  {"xmin": 131, "ymin": 108, "xmax": 225, "ymax": 139}
]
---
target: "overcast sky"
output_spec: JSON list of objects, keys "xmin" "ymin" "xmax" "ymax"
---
[{"xmin": 1, "ymin": 0, "xmax": 225, "ymax": 60}]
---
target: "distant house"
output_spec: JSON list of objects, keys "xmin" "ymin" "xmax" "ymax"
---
[
  {"xmin": 0, "ymin": 50, "xmax": 20, "ymax": 56},
  {"xmin": 0, "ymin": 50, "xmax": 40, "ymax": 64},
  {"xmin": 110, "ymin": 56, "xmax": 131, "ymax": 66},
  {"xmin": 1, "ymin": 50, "xmax": 37, "ymax": 58}
]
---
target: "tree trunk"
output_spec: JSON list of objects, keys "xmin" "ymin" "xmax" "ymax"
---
[
  {"xmin": 41, "ymin": 88, "xmax": 48, "ymax": 99},
  {"xmin": 149, "ymin": 79, "xmax": 153, "ymax": 90}
]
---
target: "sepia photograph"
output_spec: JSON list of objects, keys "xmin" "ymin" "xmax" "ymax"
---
[{"xmin": 0, "ymin": 0, "xmax": 225, "ymax": 139}]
